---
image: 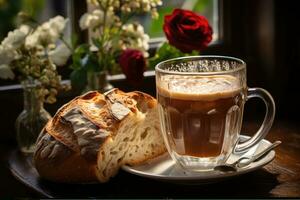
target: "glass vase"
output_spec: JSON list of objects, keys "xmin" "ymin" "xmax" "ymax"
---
[
  {"xmin": 15, "ymin": 79, "xmax": 51, "ymax": 154},
  {"xmin": 83, "ymin": 70, "xmax": 114, "ymax": 93}
]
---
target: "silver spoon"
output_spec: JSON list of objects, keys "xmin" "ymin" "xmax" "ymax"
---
[{"xmin": 214, "ymin": 140, "xmax": 281, "ymax": 172}]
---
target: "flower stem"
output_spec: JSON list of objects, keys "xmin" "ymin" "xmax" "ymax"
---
[
  {"xmin": 60, "ymin": 35, "xmax": 73, "ymax": 53},
  {"xmin": 97, "ymin": 0, "xmax": 110, "ymax": 72}
]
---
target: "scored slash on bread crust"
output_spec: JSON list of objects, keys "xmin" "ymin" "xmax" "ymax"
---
[{"xmin": 33, "ymin": 89, "xmax": 166, "ymax": 183}]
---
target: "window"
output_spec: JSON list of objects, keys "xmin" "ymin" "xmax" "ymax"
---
[
  {"xmin": 0, "ymin": 0, "xmax": 221, "ymax": 86},
  {"xmin": 0, "ymin": 0, "xmax": 68, "ymax": 41}
]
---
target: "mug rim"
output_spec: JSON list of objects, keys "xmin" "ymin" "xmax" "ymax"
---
[{"xmin": 155, "ymin": 55, "xmax": 246, "ymax": 75}]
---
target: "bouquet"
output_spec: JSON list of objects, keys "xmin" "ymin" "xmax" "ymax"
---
[
  {"xmin": 71, "ymin": 0, "xmax": 162, "ymax": 89},
  {"xmin": 0, "ymin": 14, "xmax": 71, "ymax": 103},
  {"xmin": 0, "ymin": 14, "xmax": 71, "ymax": 152},
  {"xmin": 150, "ymin": 8, "xmax": 213, "ymax": 67}
]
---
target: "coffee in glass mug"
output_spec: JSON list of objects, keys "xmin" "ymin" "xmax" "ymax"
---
[{"xmin": 155, "ymin": 56, "xmax": 275, "ymax": 171}]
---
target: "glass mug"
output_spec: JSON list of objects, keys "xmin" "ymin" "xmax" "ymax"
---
[{"xmin": 155, "ymin": 56, "xmax": 275, "ymax": 172}]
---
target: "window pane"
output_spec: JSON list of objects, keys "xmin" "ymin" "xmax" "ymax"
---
[
  {"xmin": 135, "ymin": 0, "xmax": 219, "ymax": 42},
  {"xmin": 0, "ymin": 0, "xmax": 68, "ymax": 41}
]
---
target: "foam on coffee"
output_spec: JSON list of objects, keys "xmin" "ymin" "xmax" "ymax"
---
[{"xmin": 158, "ymin": 75, "xmax": 242, "ymax": 101}]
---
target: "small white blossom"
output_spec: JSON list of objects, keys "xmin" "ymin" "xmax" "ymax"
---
[
  {"xmin": 87, "ymin": 0, "xmax": 99, "ymax": 6},
  {"xmin": 0, "ymin": 45, "xmax": 15, "ymax": 65},
  {"xmin": 19, "ymin": 25, "xmax": 31, "ymax": 35},
  {"xmin": 151, "ymin": 8, "xmax": 159, "ymax": 19},
  {"xmin": 25, "ymin": 32, "xmax": 39, "ymax": 48},
  {"xmin": 25, "ymin": 16, "xmax": 68, "ymax": 48},
  {"xmin": 86, "ymin": 0, "xmax": 162, "ymax": 17},
  {"xmin": 142, "ymin": 2, "xmax": 151, "ymax": 12},
  {"xmin": 113, "ymin": 0, "xmax": 120, "ymax": 8},
  {"xmin": 122, "ymin": 23, "xmax": 134, "ymax": 33},
  {"xmin": 121, "ymin": 4, "xmax": 131, "ymax": 13},
  {"xmin": 1, "ymin": 25, "xmax": 30, "ymax": 50},
  {"xmin": 80, "ymin": 9, "xmax": 103, "ymax": 30},
  {"xmin": 0, "ymin": 64, "xmax": 15, "ymax": 79},
  {"xmin": 118, "ymin": 0, "xmax": 162, "ymax": 16},
  {"xmin": 50, "ymin": 16, "xmax": 68, "ymax": 36},
  {"xmin": 47, "ymin": 43, "xmax": 56, "ymax": 50},
  {"xmin": 79, "ymin": 9, "xmax": 114, "ymax": 30},
  {"xmin": 121, "ymin": 23, "xmax": 149, "ymax": 55},
  {"xmin": 49, "ymin": 44, "xmax": 71, "ymax": 66},
  {"xmin": 129, "ymin": 1, "xmax": 140, "ymax": 9},
  {"xmin": 0, "ymin": 46, "xmax": 10, "ymax": 64}
]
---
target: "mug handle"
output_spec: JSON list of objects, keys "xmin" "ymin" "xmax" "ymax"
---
[{"xmin": 234, "ymin": 88, "xmax": 276, "ymax": 154}]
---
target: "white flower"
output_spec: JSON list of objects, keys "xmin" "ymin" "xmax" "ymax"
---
[
  {"xmin": 25, "ymin": 16, "xmax": 68, "ymax": 48},
  {"xmin": 0, "ymin": 64, "xmax": 15, "ymax": 79},
  {"xmin": 122, "ymin": 24, "xmax": 148, "ymax": 39},
  {"xmin": 49, "ymin": 44, "xmax": 71, "ymax": 66},
  {"xmin": 41, "ymin": 16, "xmax": 68, "ymax": 44},
  {"xmin": 119, "ymin": 0, "xmax": 162, "ymax": 14},
  {"xmin": 1, "ymin": 25, "xmax": 30, "ymax": 50},
  {"xmin": 151, "ymin": 8, "xmax": 159, "ymax": 19},
  {"xmin": 87, "ymin": 0, "xmax": 99, "ymax": 6},
  {"xmin": 152, "ymin": 0, "xmax": 162, "ymax": 6},
  {"xmin": 121, "ymin": 23, "xmax": 149, "ymax": 55},
  {"xmin": 122, "ymin": 23, "xmax": 134, "ymax": 33},
  {"xmin": 37, "ymin": 23, "xmax": 55, "ymax": 44},
  {"xmin": 129, "ymin": 1, "xmax": 140, "ymax": 9},
  {"xmin": 121, "ymin": 4, "xmax": 131, "ymax": 13},
  {"xmin": 0, "ymin": 45, "xmax": 15, "ymax": 65},
  {"xmin": 0, "ymin": 25, "xmax": 30, "ymax": 65},
  {"xmin": 25, "ymin": 31, "xmax": 39, "ymax": 48},
  {"xmin": 113, "ymin": 0, "xmax": 120, "ymax": 8},
  {"xmin": 49, "ymin": 16, "xmax": 68, "ymax": 36},
  {"xmin": 80, "ymin": 10, "xmax": 103, "ymax": 30},
  {"xmin": 79, "ymin": 9, "xmax": 114, "ymax": 30},
  {"xmin": 19, "ymin": 25, "xmax": 31, "ymax": 35},
  {"xmin": 141, "ymin": 0, "xmax": 151, "ymax": 12}
]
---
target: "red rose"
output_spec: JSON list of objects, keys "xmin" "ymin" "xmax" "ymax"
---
[
  {"xmin": 119, "ymin": 49, "xmax": 146, "ymax": 87},
  {"xmin": 163, "ymin": 8, "xmax": 213, "ymax": 53}
]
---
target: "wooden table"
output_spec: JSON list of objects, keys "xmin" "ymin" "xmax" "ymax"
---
[
  {"xmin": 1, "ymin": 120, "xmax": 300, "ymax": 198},
  {"xmin": 248, "ymin": 121, "xmax": 300, "ymax": 197}
]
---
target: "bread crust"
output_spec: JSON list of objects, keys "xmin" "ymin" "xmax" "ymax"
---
[
  {"xmin": 33, "ymin": 89, "xmax": 166, "ymax": 183},
  {"xmin": 34, "ymin": 129, "xmax": 98, "ymax": 183}
]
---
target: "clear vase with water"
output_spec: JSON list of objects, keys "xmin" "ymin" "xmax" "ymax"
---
[
  {"xmin": 83, "ymin": 70, "xmax": 114, "ymax": 93},
  {"xmin": 15, "ymin": 79, "xmax": 51, "ymax": 154}
]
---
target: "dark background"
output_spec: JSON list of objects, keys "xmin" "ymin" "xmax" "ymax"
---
[
  {"xmin": 0, "ymin": 0, "xmax": 299, "ymax": 197},
  {"xmin": 217, "ymin": 0, "xmax": 300, "ymax": 123}
]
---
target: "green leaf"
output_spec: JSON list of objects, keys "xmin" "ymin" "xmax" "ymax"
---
[
  {"xmin": 71, "ymin": 44, "xmax": 90, "ymax": 70},
  {"xmin": 70, "ymin": 44, "xmax": 101, "ymax": 91},
  {"xmin": 92, "ymin": 38, "xmax": 102, "ymax": 49},
  {"xmin": 71, "ymin": 33, "xmax": 78, "ymax": 50},
  {"xmin": 83, "ymin": 53, "xmax": 99, "ymax": 72},
  {"xmin": 190, "ymin": 50, "xmax": 200, "ymax": 56},
  {"xmin": 149, "ymin": 43, "xmax": 200, "ymax": 69},
  {"xmin": 74, "ymin": 44, "xmax": 90, "ymax": 56},
  {"xmin": 193, "ymin": 0, "xmax": 211, "ymax": 13}
]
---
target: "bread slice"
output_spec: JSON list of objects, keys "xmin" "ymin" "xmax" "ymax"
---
[
  {"xmin": 95, "ymin": 91, "xmax": 165, "ymax": 182},
  {"xmin": 33, "ymin": 89, "xmax": 166, "ymax": 183}
]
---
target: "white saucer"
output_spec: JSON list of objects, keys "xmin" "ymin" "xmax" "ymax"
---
[{"xmin": 122, "ymin": 135, "xmax": 275, "ymax": 184}]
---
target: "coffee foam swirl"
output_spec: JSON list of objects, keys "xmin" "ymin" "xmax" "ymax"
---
[{"xmin": 158, "ymin": 75, "xmax": 242, "ymax": 101}]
